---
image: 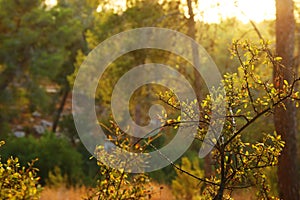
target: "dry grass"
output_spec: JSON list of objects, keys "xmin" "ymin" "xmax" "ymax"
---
[
  {"xmin": 147, "ymin": 183, "xmax": 174, "ymax": 200},
  {"xmin": 40, "ymin": 186, "xmax": 92, "ymax": 200},
  {"xmin": 40, "ymin": 183, "xmax": 254, "ymax": 200},
  {"xmin": 40, "ymin": 183, "xmax": 175, "ymax": 200}
]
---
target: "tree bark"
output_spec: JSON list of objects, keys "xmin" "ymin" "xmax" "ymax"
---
[{"xmin": 275, "ymin": 0, "xmax": 299, "ymax": 199}]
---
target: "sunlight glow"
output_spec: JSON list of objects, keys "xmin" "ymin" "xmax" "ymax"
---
[
  {"xmin": 45, "ymin": 0, "xmax": 57, "ymax": 7},
  {"xmin": 46, "ymin": 0, "xmax": 276, "ymax": 24},
  {"xmin": 97, "ymin": 0, "xmax": 127, "ymax": 13},
  {"xmin": 195, "ymin": 0, "xmax": 275, "ymax": 23},
  {"xmin": 103, "ymin": 0, "xmax": 275, "ymax": 24}
]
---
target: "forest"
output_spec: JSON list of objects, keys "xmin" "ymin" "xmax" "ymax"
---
[{"xmin": 1, "ymin": 0, "xmax": 300, "ymax": 199}]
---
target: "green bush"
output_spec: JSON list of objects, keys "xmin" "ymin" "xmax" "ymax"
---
[
  {"xmin": 59, "ymin": 114, "xmax": 99, "ymax": 186},
  {"xmin": 1, "ymin": 133, "xmax": 84, "ymax": 185}
]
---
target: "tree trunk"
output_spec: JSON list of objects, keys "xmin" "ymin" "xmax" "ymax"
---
[
  {"xmin": 52, "ymin": 85, "xmax": 70, "ymax": 133},
  {"xmin": 275, "ymin": 0, "xmax": 299, "ymax": 199},
  {"xmin": 186, "ymin": 0, "xmax": 212, "ymax": 178}
]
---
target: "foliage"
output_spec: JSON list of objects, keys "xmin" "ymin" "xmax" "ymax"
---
[
  {"xmin": 85, "ymin": 122, "xmax": 151, "ymax": 200},
  {"xmin": 0, "ymin": 141, "xmax": 42, "ymax": 199},
  {"xmin": 70, "ymin": 2, "xmax": 295, "ymax": 198},
  {"xmin": 0, "ymin": 0, "xmax": 82, "ymax": 134},
  {"xmin": 85, "ymin": 161, "xmax": 150, "ymax": 200},
  {"xmin": 1, "ymin": 133, "xmax": 84, "ymax": 185},
  {"xmin": 0, "ymin": 0, "xmax": 299, "ymax": 199},
  {"xmin": 45, "ymin": 166, "xmax": 68, "ymax": 188},
  {"xmin": 159, "ymin": 39, "xmax": 300, "ymax": 199},
  {"xmin": 172, "ymin": 157, "xmax": 204, "ymax": 200}
]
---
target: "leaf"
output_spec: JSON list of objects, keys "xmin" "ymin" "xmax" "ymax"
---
[{"xmin": 274, "ymin": 56, "xmax": 282, "ymax": 61}]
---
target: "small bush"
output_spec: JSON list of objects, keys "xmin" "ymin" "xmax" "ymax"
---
[
  {"xmin": 1, "ymin": 133, "xmax": 84, "ymax": 185},
  {"xmin": 0, "ymin": 141, "xmax": 42, "ymax": 199}
]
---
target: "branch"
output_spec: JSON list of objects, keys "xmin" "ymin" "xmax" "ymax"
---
[
  {"xmin": 132, "ymin": 119, "xmax": 209, "ymax": 148},
  {"xmin": 225, "ymin": 77, "xmax": 300, "ymax": 146},
  {"xmin": 234, "ymin": 42, "xmax": 258, "ymax": 114},
  {"xmin": 147, "ymin": 142, "xmax": 220, "ymax": 186}
]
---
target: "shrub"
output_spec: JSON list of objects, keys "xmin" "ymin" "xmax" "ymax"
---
[
  {"xmin": 0, "ymin": 141, "xmax": 42, "ymax": 199},
  {"xmin": 1, "ymin": 133, "xmax": 84, "ymax": 185}
]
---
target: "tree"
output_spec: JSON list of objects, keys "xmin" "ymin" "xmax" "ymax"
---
[
  {"xmin": 275, "ymin": 0, "xmax": 299, "ymax": 198},
  {"xmin": 69, "ymin": 1, "xmax": 300, "ymax": 199},
  {"xmin": 186, "ymin": 0, "xmax": 213, "ymax": 178},
  {"xmin": 0, "ymin": 0, "xmax": 82, "ymax": 135},
  {"xmin": 159, "ymin": 39, "xmax": 300, "ymax": 199}
]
